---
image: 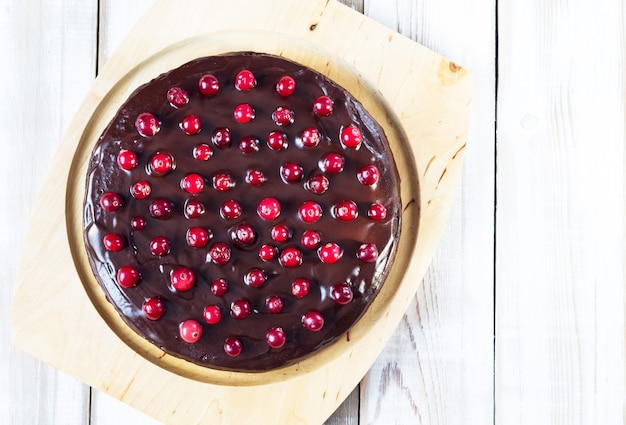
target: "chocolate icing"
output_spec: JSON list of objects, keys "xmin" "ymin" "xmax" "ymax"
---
[{"xmin": 83, "ymin": 53, "xmax": 401, "ymax": 371}]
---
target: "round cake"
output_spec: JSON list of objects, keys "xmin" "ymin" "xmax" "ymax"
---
[{"xmin": 83, "ymin": 52, "xmax": 401, "ymax": 371}]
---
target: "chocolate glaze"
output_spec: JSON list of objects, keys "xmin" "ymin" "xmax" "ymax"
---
[{"xmin": 83, "ymin": 53, "xmax": 401, "ymax": 371}]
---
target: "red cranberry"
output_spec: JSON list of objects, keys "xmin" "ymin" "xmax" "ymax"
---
[
  {"xmin": 341, "ymin": 125, "xmax": 362, "ymax": 148},
  {"xmin": 280, "ymin": 162, "xmax": 303, "ymax": 183},
  {"xmin": 171, "ymin": 266, "xmax": 196, "ymax": 291},
  {"xmin": 266, "ymin": 327, "xmax": 286, "ymax": 349},
  {"xmin": 302, "ymin": 311, "xmax": 324, "ymax": 331},
  {"xmin": 212, "ymin": 128, "xmax": 232, "ymax": 148},
  {"xmin": 368, "ymin": 203, "xmax": 387, "ymax": 221},
  {"xmin": 267, "ymin": 131, "xmax": 288, "ymax": 150},
  {"xmin": 357, "ymin": 243, "xmax": 379, "ymax": 263},
  {"xmin": 318, "ymin": 242, "xmax": 343, "ymax": 264},
  {"xmin": 291, "ymin": 278, "xmax": 310, "ymax": 298},
  {"xmin": 231, "ymin": 299, "xmax": 251, "ymax": 320},
  {"xmin": 199, "ymin": 74, "xmax": 220, "ymax": 96},
  {"xmin": 117, "ymin": 265, "xmax": 140, "ymax": 288},
  {"xmin": 179, "ymin": 319, "xmax": 202, "ymax": 343},
  {"xmin": 271, "ymin": 224, "xmax": 290, "ymax": 242},
  {"xmin": 149, "ymin": 198, "xmax": 173, "ymax": 219},
  {"xmin": 259, "ymin": 244, "xmax": 277, "ymax": 261},
  {"xmin": 357, "ymin": 164, "xmax": 380, "ymax": 186},
  {"xmin": 321, "ymin": 152, "xmax": 344, "ymax": 174},
  {"xmin": 130, "ymin": 216, "xmax": 146, "ymax": 230},
  {"xmin": 220, "ymin": 199, "xmax": 242, "ymax": 220},
  {"xmin": 239, "ymin": 136, "xmax": 260, "ymax": 154},
  {"xmin": 301, "ymin": 230, "xmax": 321, "ymax": 249},
  {"xmin": 298, "ymin": 201, "xmax": 322, "ymax": 223},
  {"xmin": 299, "ymin": 127, "xmax": 321, "ymax": 147},
  {"xmin": 184, "ymin": 199, "xmax": 205, "ymax": 219},
  {"xmin": 149, "ymin": 236, "xmax": 170, "ymax": 256},
  {"xmin": 279, "ymin": 247, "xmax": 302, "ymax": 268},
  {"xmin": 103, "ymin": 233, "xmax": 124, "ymax": 251},
  {"xmin": 210, "ymin": 278, "xmax": 229, "ymax": 296},
  {"xmin": 266, "ymin": 296, "xmax": 284, "ymax": 314},
  {"xmin": 181, "ymin": 173, "xmax": 204, "ymax": 194},
  {"xmin": 130, "ymin": 181, "xmax": 151, "ymax": 199},
  {"xmin": 313, "ymin": 96, "xmax": 333, "ymax": 116},
  {"xmin": 333, "ymin": 200, "xmax": 358, "ymax": 222},
  {"xmin": 235, "ymin": 69, "xmax": 256, "ymax": 91},
  {"xmin": 167, "ymin": 87, "xmax": 189, "ymax": 108},
  {"xmin": 149, "ymin": 151, "xmax": 174, "ymax": 175},
  {"xmin": 180, "ymin": 114, "xmax": 201, "ymax": 135},
  {"xmin": 224, "ymin": 337, "xmax": 243, "ymax": 357},
  {"xmin": 257, "ymin": 198, "xmax": 281, "ymax": 221},
  {"xmin": 276, "ymin": 76, "xmax": 296, "ymax": 96},
  {"xmin": 209, "ymin": 242, "xmax": 231, "ymax": 265},
  {"xmin": 212, "ymin": 173, "xmax": 234, "ymax": 191},
  {"xmin": 135, "ymin": 112, "xmax": 160, "ymax": 137},
  {"xmin": 193, "ymin": 143, "xmax": 213, "ymax": 161},
  {"xmin": 244, "ymin": 268, "xmax": 266, "ymax": 287},
  {"xmin": 245, "ymin": 169, "xmax": 266, "ymax": 186},
  {"xmin": 100, "ymin": 192, "xmax": 122, "ymax": 212},
  {"xmin": 142, "ymin": 297, "xmax": 165, "ymax": 320},
  {"xmin": 203, "ymin": 305, "xmax": 221, "ymax": 325},
  {"xmin": 232, "ymin": 223, "xmax": 256, "ymax": 245},
  {"xmin": 272, "ymin": 107, "xmax": 295, "ymax": 126},
  {"xmin": 117, "ymin": 149, "xmax": 138, "ymax": 170},
  {"xmin": 330, "ymin": 282, "xmax": 353, "ymax": 304},
  {"xmin": 305, "ymin": 175, "xmax": 329, "ymax": 194},
  {"xmin": 186, "ymin": 227, "xmax": 212, "ymax": 248},
  {"xmin": 234, "ymin": 103, "xmax": 254, "ymax": 123}
]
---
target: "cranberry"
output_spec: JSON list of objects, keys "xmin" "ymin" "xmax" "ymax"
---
[
  {"xmin": 305, "ymin": 175, "xmax": 329, "ymax": 195},
  {"xmin": 257, "ymin": 197, "xmax": 281, "ymax": 221},
  {"xmin": 266, "ymin": 296, "xmax": 284, "ymax": 314},
  {"xmin": 298, "ymin": 201, "xmax": 322, "ymax": 223},
  {"xmin": 203, "ymin": 305, "xmax": 222, "ymax": 325},
  {"xmin": 117, "ymin": 149, "xmax": 138, "ymax": 170},
  {"xmin": 209, "ymin": 242, "xmax": 231, "ymax": 265},
  {"xmin": 184, "ymin": 199, "xmax": 205, "ymax": 219},
  {"xmin": 180, "ymin": 114, "xmax": 201, "ymax": 135},
  {"xmin": 259, "ymin": 244, "xmax": 277, "ymax": 261},
  {"xmin": 333, "ymin": 200, "xmax": 358, "ymax": 222},
  {"xmin": 276, "ymin": 76, "xmax": 296, "ymax": 96},
  {"xmin": 330, "ymin": 282, "xmax": 353, "ymax": 304},
  {"xmin": 103, "ymin": 233, "xmax": 124, "ymax": 251},
  {"xmin": 272, "ymin": 107, "xmax": 295, "ymax": 126},
  {"xmin": 149, "ymin": 236, "xmax": 170, "ymax": 256},
  {"xmin": 142, "ymin": 297, "xmax": 165, "ymax": 320},
  {"xmin": 279, "ymin": 247, "xmax": 302, "ymax": 268},
  {"xmin": 212, "ymin": 128, "xmax": 232, "ymax": 148},
  {"xmin": 368, "ymin": 203, "xmax": 387, "ymax": 221},
  {"xmin": 171, "ymin": 266, "xmax": 196, "ymax": 291},
  {"xmin": 232, "ymin": 223, "xmax": 256, "ymax": 245},
  {"xmin": 212, "ymin": 173, "xmax": 234, "ymax": 191},
  {"xmin": 117, "ymin": 265, "xmax": 140, "ymax": 288},
  {"xmin": 244, "ymin": 268, "xmax": 266, "ymax": 287},
  {"xmin": 149, "ymin": 151, "xmax": 174, "ymax": 175},
  {"xmin": 239, "ymin": 136, "xmax": 260, "ymax": 154},
  {"xmin": 299, "ymin": 127, "xmax": 321, "ymax": 148},
  {"xmin": 267, "ymin": 131, "xmax": 288, "ymax": 150},
  {"xmin": 235, "ymin": 69, "xmax": 256, "ymax": 91},
  {"xmin": 357, "ymin": 243, "xmax": 379, "ymax": 263},
  {"xmin": 313, "ymin": 96, "xmax": 333, "ymax": 116},
  {"xmin": 130, "ymin": 181, "xmax": 151, "ymax": 199},
  {"xmin": 271, "ymin": 224, "xmax": 290, "ymax": 242},
  {"xmin": 280, "ymin": 162, "xmax": 303, "ymax": 183},
  {"xmin": 181, "ymin": 173, "xmax": 204, "ymax": 194},
  {"xmin": 341, "ymin": 125, "xmax": 362, "ymax": 148},
  {"xmin": 234, "ymin": 103, "xmax": 255, "ymax": 123},
  {"xmin": 199, "ymin": 74, "xmax": 220, "ymax": 96},
  {"xmin": 302, "ymin": 311, "xmax": 324, "ymax": 331},
  {"xmin": 301, "ymin": 230, "xmax": 321, "ymax": 249},
  {"xmin": 135, "ymin": 112, "xmax": 160, "ymax": 137},
  {"xmin": 224, "ymin": 337, "xmax": 243, "ymax": 357},
  {"xmin": 318, "ymin": 242, "xmax": 343, "ymax": 264},
  {"xmin": 245, "ymin": 169, "xmax": 266, "ymax": 186},
  {"xmin": 266, "ymin": 327, "xmax": 286, "ymax": 349},
  {"xmin": 179, "ymin": 320, "xmax": 202, "ymax": 343},
  {"xmin": 149, "ymin": 198, "xmax": 173, "ymax": 219},
  {"xmin": 291, "ymin": 278, "xmax": 310, "ymax": 298},
  {"xmin": 358, "ymin": 164, "xmax": 380, "ymax": 186},
  {"xmin": 211, "ymin": 278, "xmax": 229, "ymax": 296},
  {"xmin": 166, "ymin": 87, "xmax": 189, "ymax": 108},
  {"xmin": 220, "ymin": 199, "xmax": 242, "ymax": 220},
  {"xmin": 100, "ymin": 192, "xmax": 122, "ymax": 212},
  {"xmin": 320, "ymin": 152, "xmax": 344, "ymax": 174},
  {"xmin": 231, "ymin": 299, "xmax": 251, "ymax": 320},
  {"xmin": 186, "ymin": 227, "xmax": 212, "ymax": 248},
  {"xmin": 193, "ymin": 143, "xmax": 213, "ymax": 161},
  {"xmin": 130, "ymin": 216, "xmax": 146, "ymax": 230}
]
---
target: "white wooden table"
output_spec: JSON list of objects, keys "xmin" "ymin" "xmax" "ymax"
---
[{"xmin": 2, "ymin": 0, "xmax": 623, "ymax": 424}]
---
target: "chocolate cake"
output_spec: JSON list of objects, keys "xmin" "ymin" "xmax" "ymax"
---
[{"xmin": 83, "ymin": 52, "xmax": 401, "ymax": 371}]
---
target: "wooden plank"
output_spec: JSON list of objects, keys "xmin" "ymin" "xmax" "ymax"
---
[
  {"xmin": 496, "ymin": 0, "xmax": 625, "ymax": 424},
  {"xmin": 361, "ymin": 0, "xmax": 496, "ymax": 424},
  {"xmin": 1, "ymin": 0, "xmax": 98, "ymax": 424}
]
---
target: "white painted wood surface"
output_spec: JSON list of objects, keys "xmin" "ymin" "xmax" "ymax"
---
[{"xmin": 2, "ymin": 0, "xmax": 623, "ymax": 424}]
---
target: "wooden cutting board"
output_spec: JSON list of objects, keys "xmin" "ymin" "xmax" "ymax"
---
[{"xmin": 11, "ymin": 0, "xmax": 471, "ymax": 423}]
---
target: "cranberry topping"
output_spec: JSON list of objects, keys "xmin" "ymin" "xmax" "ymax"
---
[
  {"xmin": 203, "ymin": 305, "xmax": 222, "ymax": 325},
  {"xmin": 333, "ymin": 200, "xmax": 358, "ymax": 222},
  {"xmin": 184, "ymin": 199, "xmax": 205, "ymax": 219},
  {"xmin": 266, "ymin": 327, "xmax": 286, "ymax": 349},
  {"xmin": 117, "ymin": 149, "xmax": 138, "ymax": 170},
  {"xmin": 166, "ymin": 87, "xmax": 189, "ymax": 108},
  {"xmin": 234, "ymin": 103, "xmax": 255, "ymax": 123},
  {"xmin": 320, "ymin": 152, "xmax": 345, "ymax": 174},
  {"xmin": 291, "ymin": 278, "xmax": 311, "ymax": 298},
  {"xmin": 272, "ymin": 107, "xmax": 295, "ymax": 127},
  {"xmin": 257, "ymin": 197, "xmax": 281, "ymax": 221},
  {"xmin": 213, "ymin": 173, "xmax": 234, "ymax": 191},
  {"xmin": 149, "ymin": 198, "xmax": 173, "ymax": 219},
  {"xmin": 340, "ymin": 125, "xmax": 362, "ymax": 148},
  {"xmin": 239, "ymin": 136, "xmax": 260, "ymax": 154},
  {"xmin": 231, "ymin": 299, "xmax": 251, "ymax": 320},
  {"xmin": 305, "ymin": 175, "xmax": 329, "ymax": 195},
  {"xmin": 220, "ymin": 199, "xmax": 242, "ymax": 220},
  {"xmin": 266, "ymin": 296, "xmax": 284, "ymax": 314},
  {"xmin": 181, "ymin": 173, "xmax": 204, "ymax": 194},
  {"xmin": 186, "ymin": 227, "xmax": 212, "ymax": 248},
  {"xmin": 224, "ymin": 337, "xmax": 243, "ymax": 357},
  {"xmin": 180, "ymin": 114, "xmax": 201, "ymax": 135},
  {"xmin": 279, "ymin": 247, "xmax": 303, "ymax": 268},
  {"xmin": 318, "ymin": 242, "xmax": 343, "ymax": 264},
  {"xmin": 245, "ymin": 169, "xmax": 266, "ymax": 186},
  {"xmin": 210, "ymin": 278, "xmax": 229, "ymax": 297},
  {"xmin": 357, "ymin": 164, "xmax": 380, "ymax": 186},
  {"xmin": 198, "ymin": 74, "xmax": 220, "ymax": 96},
  {"xmin": 280, "ymin": 162, "xmax": 303, "ymax": 183},
  {"xmin": 299, "ymin": 127, "xmax": 321, "ymax": 148},
  {"xmin": 313, "ymin": 96, "xmax": 333, "ymax": 116},
  {"xmin": 135, "ymin": 112, "xmax": 160, "ymax": 137},
  {"xmin": 271, "ymin": 224, "xmax": 290, "ymax": 242},
  {"xmin": 100, "ymin": 192, "xmax": 122, "ymax": 212},
  {"xmin": 267, "ymin": 131, "xmax": 288, "ymax": 150},
  {"xmin": 103, "ymin": 233, "xmax": 124, "ymax": 251},
  {"xmin": 117, "ymin": 265, "xmax": 140, "ymax": 288},
  {"xmin": 179, "ymin": 320, "xmax": 202, "ymax": 343},
  {"xmin": 298, "ymin": 201, "xmax": 322, "ymax": 223},
  {"xmin": 193, "ymin": 143, "xmax": 213, "ymax": 161},
  {"xmin": 301, "ymin": 230, "xmax": 321, "ymax": 250},
  {"xmin": 212, "ymin": 128, "xmax": 232, "ymax": 148},
  {"xmin": 235, "ymin": 69, "xmax": 256, "ymax": 91},
  {"xmin": 276, "ymin": 75, "xmax": 296, "ymax": 96},
  {"xmin": 130, "ymin": 216, "xmax": 146, "ymax": 230},
  {"xmin": 244, "ymin": 268, "xmax": 267, "ymax": 287},
  {"xmin": 330, "ymin": 282, "xmax": 353, "ymax": 305},
  {"xmin": 149, "ymin": 236, "xmax": 170, "ymax": 257},
  {"xmin": 357, "ymin": 243, "xmax": 379, "ymax": 263},
  {"xmin": 208, "ymin": 242, "xmax": 231, "ymax": 265},
  {"xmin": 142, "ymin": 297, "xmax": 165, "ymax": 321},
  {"xmin": 368, "ymin": 203, "xmax": 387, "ymax": 221},
  {"xmin": 232, "ymin": 223, "xmax": 256, "ymax": 245},
  {"xmin": 259, "ymin": 244, "xmax": 277, "ymax": 261},
  {"xmin": 149, "ymin": 151, "xmax": 175, "ymax": 176},
  {"xmin": 171, "ymin": 266, "xmax": 196, "ymax": 291},
  {"xmin": 130, "ymin": 181, "xmax": 151, "ymax": 199},
  {"xmin": 302, "ymin": 311, "xmax": 324, "ymax": 331}
]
